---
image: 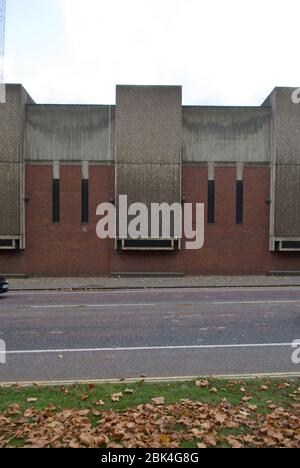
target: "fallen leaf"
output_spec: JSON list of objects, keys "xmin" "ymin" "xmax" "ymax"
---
[
  {"xmin": 226, "ymin": 436, "xmax": 244, "ymax": 449},
  {"xmin": 215, "ymin": 412, "xmax": 226, "ymax": 424},
  {"xmin": 191, "ymin": 428, "xmax": 203, "ymax": 438},
  {"xmin": 196, "ymin": 380, "xmax": 209, "ymax": 388},
  {"xmin": 203, "ymin": 435, "xmax": 217, "ymax": 447},
  {"xmin": 248, "ymin": 405, "xmax": 258, "ymax": 412},
  {"xmin": 95, "ymin": 400, "xmax": 105, "ymax": 406},
  {"xmin": 79, "ymin": 433, "xmax": 95, "ymax": 448},
  {"xmin": 242, "ymin": 396, "xmax": 253, "ymax": 402},
  {"xmin": 111, "ymin": 393, "xmax": 123, "ymax": 402},
  {"xmin": 160, "ymin": 434, "xmax": 170, "ymax": 444},
  {"xmin": 151, "ymin": 397, "xmax": 165, "ymax": 405}
]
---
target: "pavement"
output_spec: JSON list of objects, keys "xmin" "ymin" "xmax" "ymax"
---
[
  {"xmin": 0, "ymin": 286, "xmax": 300, "ymax": 384},
  {"xmin": 6, "ymin": 275, "xmax": 300, "ymax": 291}
]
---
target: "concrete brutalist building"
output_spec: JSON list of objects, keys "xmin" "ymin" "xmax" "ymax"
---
[{"xmin": 0, "ymin": 83, "xmax": 300, "ymax": 276}]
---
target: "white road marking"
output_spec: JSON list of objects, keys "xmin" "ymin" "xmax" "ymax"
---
[
  {"xmin": 213, "ymin": 300, "xmax": 300, "ymax": 305},
  {"xmin": 29, "ymin": 303, "xmax": 157, "ymax": 309},
  {"xmin": 6, "ymin": 342, "xmax": 294, "ymax": 355},
  {"xmin": 24, "ymin": 299, "xmax": 300, "ymax": 309}
]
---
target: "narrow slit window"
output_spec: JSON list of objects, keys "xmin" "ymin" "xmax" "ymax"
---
[
  {"xmin": 52, "ymin": 179, "xmax": 60, "ymax": 224},
  {"xmin": 236, "ymin": 180, "xmax": 244, "ymax": 224},
  {"xmin": 208, "ymin": 180, "xmax": 215, "ymax": 224},
  {"xmin": 82, "ymin": 179, "xmax": 89, "ymax": 224}
]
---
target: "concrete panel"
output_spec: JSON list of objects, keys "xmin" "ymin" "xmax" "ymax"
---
[
  {"xmin": 0, "ymin": 85, "xmax": 23, "ymax": 163},
  {"xmin": 115, "ymin": 86, "xmax": 182, "ymax": 241},
  {"xmin": 274, "ymin": 88, "xmax": 300, "ymax": 165},
  {"xmin": 0, "ymin": 163, "xmax": 21, "ymax": 235},
  {"xmin": 0, "ymin": 85, "xmax": 31, "ymax": 246},
  {"xmin": 26, "ymin": 105, "xmax": 115, "ymax": 162},
  {"xmin": 274, "ymin": 164, "xmax": 300, "ymax": 236},
  {"xmin": 269, "ymin": 88, "xmax": 300, "ymax": 243},
  {"xmin": 116, "ymin": 85, "xmax": 182, "ymax": 165},
  {"xmin": 117, "ymin": 163, "xmax": 181, "ymax": 206},
  {"xmin": 182, "ymin": 107, "xmax": 271, "ymax": 163}
]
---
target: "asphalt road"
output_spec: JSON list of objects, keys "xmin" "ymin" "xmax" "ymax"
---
[{"xmin": 0, "ymin": 287, "xmax": 300, "ymax": 383}]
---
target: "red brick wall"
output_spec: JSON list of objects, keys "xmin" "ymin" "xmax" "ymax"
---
[{"xmin": 0, "ymin": 164, "xmax": 300, "ymax": 276}]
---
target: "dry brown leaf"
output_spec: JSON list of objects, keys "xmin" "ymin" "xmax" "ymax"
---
[
  {"xmin": 160, "ymin": 434, "xmax": 170, "ymax": 445},
  {"xmin": 95, "ymin": 400, "xmax": 105, "ymax": 406},
  {"xmin": 195, "ymin": 380, "xmax": 209, "ymax": 388},
  {"xmin": 79, "ymin": 433, "xmax": 95, "ymax": 448},
  {"xmin": 191, "ymin": 428, "xmax": 203, "ymax": 438},
  {"xmin": 111, "ymin": 392, "xmax": 123, "ymax": 402},
  {"xmin": 226, "ymin": 436, "xmax": 244, "ymax": 449},
  {"xmin": 197, "ymin": 443, "xmax": 207, "ymax": 449},
  {"xmin": 242, "ymin": 396, "xmax": 253, "ymax": 402},
  {"xmin": 248, "ymin": 405, "xmax": 258, "ymax": 411},
  {"xmin": 215, "ymin": 412, "xmax": 226, "ymax": 424},
  {"xmin": 203, "ymin": 435, "xmax": 218, "ymax": 447},
  {"xmin": 0, "ymin": 385, "xmax": 299, "ymax": 449},
  {"xmin": 151, "ymin": 397, "xmax": 165, "ymax": 405}
]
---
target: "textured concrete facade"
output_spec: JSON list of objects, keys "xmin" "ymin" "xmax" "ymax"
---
[
  {"xmin": 266, "ymin": 88, "xmax": 300, "ymax": 247},
  {"xmin": 115, "ymin": 86, "xmax": 182, "ymax": 217},
  {"xmin": 26, "ymin": 105, "xmax": 115, "ymax": 163},
  {"xmin": 183, "ymin": 107, "xmax": 271, "ymax": 164},
  {"xmin": 0, "ymin": 84, "xmax": 300, "ymax": 275},
  {"xmin": 0, "ymin": 85, "xmax": 34, "ymax": 246}
]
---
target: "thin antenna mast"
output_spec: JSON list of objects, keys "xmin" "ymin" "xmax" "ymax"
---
[{"xmin": 0, "ymin": 0, "xmax": 6, "ymax": 83}]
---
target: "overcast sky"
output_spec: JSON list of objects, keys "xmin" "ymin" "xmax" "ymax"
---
[{"xmin": 4, "ymin": 0, "xmax": 300, "ymax": 105}]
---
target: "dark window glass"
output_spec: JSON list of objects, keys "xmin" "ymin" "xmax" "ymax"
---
[
  {"xmin": 52, "ymin": 179, "xmax": 60, "ymax": 223},
  {"xmin": 281, "ymin": 241, "xmax": 300, "ymax": 249},
  {"xmin": 236, "ymin": 181, "xmax": 244, "ymax": 224},
  {"xmin": 81, "ymin": 179, "xmax": 89, "ymax": 224},
  {"xmin": 123, "ymin": 240, "xmax": 173, "ymax": 249},
  {"xmin": 208, "ymin": 180, "xmax": 215, "ymax": 224},
  {"xmin": 0, "ymin": 240, "xmax": 13, "ymax": 247}
]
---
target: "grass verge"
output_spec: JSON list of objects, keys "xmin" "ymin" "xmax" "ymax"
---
[{"xmin": 0, "ymin": 377, "xmax": 299, "ymax": 448}]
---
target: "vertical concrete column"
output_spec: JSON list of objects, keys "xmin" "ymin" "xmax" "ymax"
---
[
  {"xmin": 237, "ymin": 162, "xmax": 244, "ymax": 182},
  {"xmin": 208, "ymin": 162, "xmax": 215, "ymax": 181},
  {"xmin": 82, "ymin": 161, "xmax": 89, "ymax": 180},
  {"xmin": 0, "ymin": 85, "xmax": 32, "ymax": 249},
  {"xmin": 268, "ymin": 88, "xmax": 300, "ymax": 250},
  {"xmin": 53, "ymin": 161, "xmax": 60, "ymax": 180},
  {"xmin": 115, "ymin": 85, "xmax": 182, "ymax": 242}
]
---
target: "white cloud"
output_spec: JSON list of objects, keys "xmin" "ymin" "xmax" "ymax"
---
[{"xmin": 6, "ymin": 0, "xmax": 300, "ymax": 104}]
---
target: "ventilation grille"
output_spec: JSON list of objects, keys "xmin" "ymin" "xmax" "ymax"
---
[
  {"xmin": 0, "ymin": 239, "xmax": 19, "ymax": 250},
  {"xmin": 277, "ymin": 240, "xmax": 300, "ymax": 251},
  {"xmin": 117, "ymin": 239, "xmax": 180, "ymax": 251}
]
